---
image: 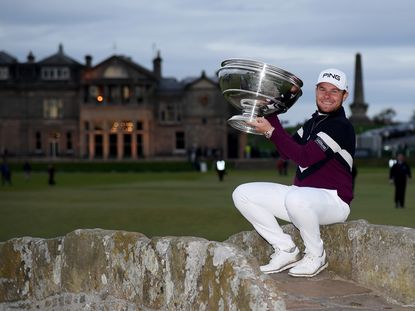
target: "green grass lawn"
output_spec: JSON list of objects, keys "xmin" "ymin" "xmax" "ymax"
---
[{"xmin": 0, "ymin": 167, "xmax": 413, "ymax": 243}]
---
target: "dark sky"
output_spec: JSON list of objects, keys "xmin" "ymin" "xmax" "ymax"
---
[{"xmin": 1, "ymin": 0, "xmax": 414, "ymax": 125}]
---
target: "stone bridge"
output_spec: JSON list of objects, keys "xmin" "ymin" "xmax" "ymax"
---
[{"xmin": 0, "ymin": 220, "xmax": 414, "ymax": 310}]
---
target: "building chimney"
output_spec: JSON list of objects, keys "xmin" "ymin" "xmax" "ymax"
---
[
  {"xmin": 153, "ymin": 50, "xmax": 162, "ymax": 79},
  {"xmin": 27, "ymin": 51, "xmax": 35, "ymax": 63},
  {"xmin": 85, "ymin": 55, "xmax": 92, "ymax": 68}
]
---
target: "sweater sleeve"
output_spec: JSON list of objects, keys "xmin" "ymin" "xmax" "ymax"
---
[{"xmin": 265, "ymin": 114, "xmax": 326, "ymax": 167}]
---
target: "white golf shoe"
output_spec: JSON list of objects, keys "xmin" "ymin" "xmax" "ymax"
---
[
  {"xmin": 288, "ymin": 250, "xmax": 328, "ymax": 277},
  {"xmin": 260, "ymin": 247, "xmax": 301, "ymax": 274}
]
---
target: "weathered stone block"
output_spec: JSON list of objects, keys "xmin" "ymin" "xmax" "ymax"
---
[
  {"xmin": 30, "ymin": 237, "xmax": 63, "ymax": 300},
  {"xmin": 106, "ymin": 230, "xmax": 149, "ymax": 305},
  {"xmin": 225, "ymin": 219, "xmax": 415, "ymax": 306},
  {"xmin": 60, "ymin": 229, "xmax": 112, "ymax": 293},
  {"xmin": 352, "ymin": 223, "xmax": 415, "ymax": 304},
  {"xmin": 0, "ymin": 237, "xmax": 32, "ymax": 302},
  {"xmin": 0, "ymin": 229, "xmax": 286, "ymax": 310}
]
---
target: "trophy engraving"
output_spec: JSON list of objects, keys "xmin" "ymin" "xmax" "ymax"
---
[{"xmin": 217, "ymin": 59, "xmax": 303, "ymax": 135}]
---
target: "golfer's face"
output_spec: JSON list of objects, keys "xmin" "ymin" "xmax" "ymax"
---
[{"xmin": 316, "ymin": 82, "xmax": 348, "ymax": 113}]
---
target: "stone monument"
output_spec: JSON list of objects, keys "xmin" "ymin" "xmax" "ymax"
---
[{"xmin": 349, "ymin": 53, "xmax": 372, "ymax": 126}]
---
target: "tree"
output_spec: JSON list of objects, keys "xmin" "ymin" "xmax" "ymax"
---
[{"xmin": 372, "ymin": 108, "xmax": 396, "ymax": 125}]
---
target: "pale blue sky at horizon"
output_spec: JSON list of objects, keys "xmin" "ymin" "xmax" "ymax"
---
[{"xmin": 1, "ymin": 0, "xmax": 414, "ymax": 126}]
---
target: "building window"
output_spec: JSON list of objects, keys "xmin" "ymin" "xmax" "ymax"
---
[
  {"xmin": 41, "ymin": 67, "xmax": 70, "ymax": 80},
  {"xmin": 136, "ymin": 121, "xmax": 143, "ymax": 130},
  {"xmin": 137, "ymin": 134, "xmax": 143, "ymax": 157},
  {"xmin": 89, "ymin": 85, "xmax": 104, "ymax": 104},
  {"xmin": 111, "ymin": 120, "xmax": 134, "ymax": 132},
  {"xmin": 175, "ymin": 131, "xmax": 185, "ymax": 150},
  {"xmin": 107, "ymin": 85, "xmax": 119, "ymax": 103},
  {"xmin": 89, "ymin": 85, "xmax": 98, "ymax": 97},
  {"xmin": 160, "ymin": 102, "xmax": 181, "ymax": 123},
  {"xmin": 66, "ymin": 132, "xmax": 73, "ymax": 151},
  {"xmin": 83, "ymin": 85, "xmax": 89, "ymax": 103},
  {"xmin": 49, "ymin": 139, "xmax": 60, "ymax": 157},
  {"xmin": 123, "ymin": 134, "xmax": 131, "ymax": 158},
  {"xmin": 109, "ymin": 134, "xmax": 117, "ymax": 158},
  {"xmin": 122, "ymin": 85, "xmax": 131, "ymax": 103},
  {"xmin": 0, "ymin": 67, "xmax": 9, "ymax": 80},
  {"xmin": 85, "ymin": 134, "xmax": 89, "ymax": 157},
  {"xmin": 94, "ymin": 134, "xmax": 103, "ymax": 158},
  {"xmin": 135, "ymin": 86, "xmax": 144, "ymax": 103},
  {"xmin": 35, "ymin": 131, "xmax": 42, "ymax": 151},
  {"xmin": 43, "ymin": 99, "xmax": 63, "ymax": 119}
]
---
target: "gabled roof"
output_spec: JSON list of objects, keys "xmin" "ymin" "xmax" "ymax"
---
[
  {"xmin": 0, "ymin": 51, "xmax": 18, "ymax": 64},
  {"xmin": 158, "ymin": 72, "xmax": 219, "ymax": 93},
  {"xmin": 158, "ymin": 77, "xmax": 185, "ymax": 91},
  {"xmin": 38, "ymin": 44, "xmax": 81, "ymax": 66},
  {"xmin": 85, "ymin": 55, "xmax": 158, "ymax": 81},
  {"xmin": 183, "ymin": 71, "xmax": 218, "ymax": 89},
  {"xmin": 115, "ymin": 55, "xmax": 157, "ymax": 79}
]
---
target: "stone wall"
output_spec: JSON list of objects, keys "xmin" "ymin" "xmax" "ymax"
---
[
  {"xmin": 0, "ymin": 220, "xmax": 414, "ymax": 310},
  {"xmin": 226, "ymin": 219, "xmax": 415, "ymax": 306},
  {"xmin": 0, "ymin": 229, "xmax": 285, "ymax": 311}
]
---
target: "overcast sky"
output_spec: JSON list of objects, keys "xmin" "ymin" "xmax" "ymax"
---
[{"xmin": 1, "ymin": 0, "xmax": 414, "ymax": 125}]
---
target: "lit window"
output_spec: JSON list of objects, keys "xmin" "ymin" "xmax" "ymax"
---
[
  {"xmin": 122, "ymin": 85, "xmax": 131, "ymax": 103},
  {"xmin": 111, "ymin": 120, "xmax": 134, "ymax": 132}
]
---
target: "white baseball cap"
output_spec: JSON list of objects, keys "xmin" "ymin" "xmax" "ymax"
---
[{"xmin": 316, "ymin": 68, "xmax": 348, "ymax": 91}]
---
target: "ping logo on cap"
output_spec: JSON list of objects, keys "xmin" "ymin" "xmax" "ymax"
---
[
  {"xmin": 317, "ymin": 68, "xmax": 348, "ymax": 90},
  {"xmin": 322, "ymin": 73, "xmax": 341, "ymax": 81}
]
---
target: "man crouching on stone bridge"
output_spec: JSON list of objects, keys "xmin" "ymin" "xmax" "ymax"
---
[{"xmin": 232, "ymin": 68, "xmax": 356, "ymax": 277}]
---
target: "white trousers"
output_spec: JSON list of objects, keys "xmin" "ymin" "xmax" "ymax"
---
[{"xmin": 232, "ymin": 182, "xmax": 350, "ymax": 256}]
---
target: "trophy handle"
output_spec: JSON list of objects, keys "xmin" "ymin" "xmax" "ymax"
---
[{"xmin": 264, "ymin": 89, "xmax": 303, "ymax": 115}]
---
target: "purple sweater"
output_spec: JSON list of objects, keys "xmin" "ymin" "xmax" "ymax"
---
[{"xmin": 266, "ymin": 107, "xmax": 356, "ymax": 205}]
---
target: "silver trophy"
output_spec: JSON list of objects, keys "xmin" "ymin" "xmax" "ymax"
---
[{"xmin": 217, "ymin": 59, "xmax": 303, "ymax": 135}]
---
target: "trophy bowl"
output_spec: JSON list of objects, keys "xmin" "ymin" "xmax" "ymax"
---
[{"xmin": 217, "ymin": 59, "xmax": 303, "ymax": 134}]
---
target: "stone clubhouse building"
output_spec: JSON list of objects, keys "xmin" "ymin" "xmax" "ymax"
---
[{"xmin": 0, "ymin": 45, "xmax": 242, "ymax": 161}]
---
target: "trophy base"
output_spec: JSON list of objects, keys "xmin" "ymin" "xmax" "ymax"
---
[{"xmin": 227, "ymin": 115, "xmax": 263, "ymax": 135}]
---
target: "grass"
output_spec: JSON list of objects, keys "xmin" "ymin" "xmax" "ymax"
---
[{"xmin": 0, "ymin": 167, "xmax": 413, "ymax": 243}]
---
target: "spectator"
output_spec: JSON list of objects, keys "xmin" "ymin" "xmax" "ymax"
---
[
  {"xmin": 48, "ymin": 164, "xmax": 56, "ymax": 186},
  {"xmin": 216, "ymin": 159, "xmax": 226, "ymax": 181},
  {"xmin": 23, "ymin": 161, "xmax": 32, "ymax": 180},
  {"xmin": 1, "ymin": 160, "xmax": 12, "ymax": 186},
  {"xmin": 389, "ymin": 154, "xmax": 411, "ymax": 208}
]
